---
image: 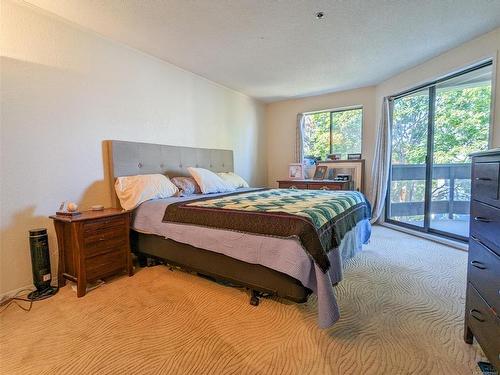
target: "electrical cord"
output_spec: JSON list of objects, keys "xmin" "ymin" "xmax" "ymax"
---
[
  {"xmin": 0, "ymin": 289, "xmax": 35, "ymax": 313},
  {"xmin": 0, "ymin": 286, "xmax": 59, "ymax": 314}
]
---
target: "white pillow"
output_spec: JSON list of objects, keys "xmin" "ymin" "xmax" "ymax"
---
[
  {"xmin": 114, "ymin": 174, "xmax": 178, "ymax": 210},
  {"xmin": 217, "ymin": 172, "xmax": 250, "ymax": 189},
  {"xmin": 187, "ymin": 167, "xmax": 236, "ymax": 194}
]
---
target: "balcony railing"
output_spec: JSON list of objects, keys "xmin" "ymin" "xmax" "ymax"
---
[{"xmin": 389, "ymin": 163, "xmax": 471, "ymax": 218}]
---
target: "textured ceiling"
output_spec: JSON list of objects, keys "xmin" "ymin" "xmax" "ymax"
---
[{"xmin": 24, "ymin": 0, "xmax": 500, "ymax": 102}]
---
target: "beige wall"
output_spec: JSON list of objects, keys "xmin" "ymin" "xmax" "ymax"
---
[
  {"xmin": 265, "ymin": 87, "xmax": 376, "ymax": 187},
  {"xmin": 265, "ymin": 28, "xmax": 500, "ymax": 190},
  {"xmin": 0, "ymin": 1, "xmax": 267, "ymax": 295}
]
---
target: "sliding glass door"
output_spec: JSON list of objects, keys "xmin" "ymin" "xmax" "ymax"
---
[{"xmin": 386, "ymin": 62, "xmax": 493, "ymax": 241}]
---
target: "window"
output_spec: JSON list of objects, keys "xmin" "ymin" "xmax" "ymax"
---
[
  {"xmin": 386, "ymin": 61, "xmax": 493, "ymax": 241},
  {"xmin": 303, "ymin": 107, "xmax": 363, "ymax": 160}
]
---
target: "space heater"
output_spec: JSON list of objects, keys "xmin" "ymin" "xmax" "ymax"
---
[{"xmin": 28, "ymin": 228, "xmax": 58, "ymax": 300}]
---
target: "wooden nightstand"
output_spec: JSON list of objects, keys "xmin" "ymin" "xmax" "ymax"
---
[{"xmin": 50, "ymin": 208, "xmax": 133, "ymax": 297}]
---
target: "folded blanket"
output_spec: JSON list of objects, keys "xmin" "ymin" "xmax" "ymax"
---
[{"xmin": 162, "ymin": 188, "xmax": 371, "ymax": 272}]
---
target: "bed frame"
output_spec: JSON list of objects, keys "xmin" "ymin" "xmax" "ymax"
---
[{"xmin": 104, "ymin": 140, "xmax": 311, "ymax": 305}]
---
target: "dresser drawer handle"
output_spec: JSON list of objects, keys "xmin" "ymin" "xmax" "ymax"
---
[
  {"xmin": 469, "ymin": 309, "xmax": 485, "ymax": 322},
  {"xmin": 475, "ymin": 177, "xmax": 492, "ymax": 181},
  {"xmin": 470, "ymin": 260, "xmax": 487, "ymax": 270},
  {"xmin": 474, "ymin": 217, "xmax": 491, "ymax": 223}
]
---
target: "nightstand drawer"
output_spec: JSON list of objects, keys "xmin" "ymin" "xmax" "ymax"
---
[
  {"xmin": 470, "ymin": 200, "xmax": 500, "ymax": 256},
  {"xmin": 84, "ymin": 228, "xmax": 126, "ymax": 247},
  {"xmin": 83, "ymin": 216, "xmax": 126, "ymax": 235},
  {"xmin": 86, "ymin": 249, "xmax": 126, "ymax": 280},
  {"xmin": 84, "ymin": 237, "xmax": 127, "ymax": 258},
  {"xmin": 466, "ymin": 284, "xmax": 500, "ymax": 369},
  {"xmin": 468, "ymin": 238, "xmax": 500, "ymax": 315}
]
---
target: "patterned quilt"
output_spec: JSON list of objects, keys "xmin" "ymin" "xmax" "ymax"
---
[{"xmin": 163, "ymin": 188, "xmax": 371, "ymax": 272}]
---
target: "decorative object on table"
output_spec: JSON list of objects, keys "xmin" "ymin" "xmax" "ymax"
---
[
  {"xmin": 328, "ymin": 153, "xmax": 342, "ymax": 161},
  {"xmin": 333, "ymin": 174, "xmax": 351, "ymax": 182},
  {"xmin": 56, "ymin": 201, "xmax": 81, "ymax": 217},
  {"xmin": 49, "ymin": 208, "xmax": 133, "ymax": 297},
  {"xmin": 303, "ymin": 156, "xmax": 318, "ymax": 178},
  {"xmin": 91, "ymin": 205, "xmax": 104, "ymax": 211},
  {"xmin": 288, "ymin": 163, "xmax": 304, "ymax": 179},
  {"xmin": 313, "ymin": 165, "xmax": 328, "ymax": 180},
  {"xmin": 347, "ymin": 153, "xmax": 362, "ymax": 160},
  {"xmin": 317, "ymin": 159, "xmax": 365, "ymax": 193},
  {"xmin": 303, "ymin": 156, "xmax": 319, "ymax": 166},
  {"xmin": 27, "ymin": 228, "xmax": 58, "ymax": 300}
]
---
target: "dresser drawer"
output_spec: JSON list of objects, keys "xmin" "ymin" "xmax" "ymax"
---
[
  {"xmin": 472, "ymin": 162, "xmax": 500, "ymax": 208},
  {"xmin": 466, "ymin": 284, "xmax": 500, "ymax": 369},
  {"xmin": 468, "ymin": 238, "xmax": 500, "ymax": 315},
  {"xmin": 86, "ymin": 248, "xmax": 127, "ymax": 280},
  {"xmin": 279, "ymin": 182, "xmax": 308, "ymax": 189},
  {"xmin": 470, "ymin": 201, "xmax": 500, "ymax": 256},
  {"xmin": 307, "ymin": 183, "xmax": 342, "ymax": 190}
]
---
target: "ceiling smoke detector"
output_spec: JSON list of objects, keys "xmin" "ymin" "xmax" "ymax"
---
[{"xmin": 316, "ymin": 11, "xmax": 325, "ymax": 20}]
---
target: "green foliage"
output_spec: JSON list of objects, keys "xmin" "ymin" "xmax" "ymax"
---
[
  {"xmin": 389, "ymin": 81, "xmax": 491, "ymax": 224},
  {"xmin": 303, "ymin": 109, "xmax": 362, "ymax": 160},
  {"xmin": 391, "ymin": 85, "xmax": 491, "ymax": 165}
]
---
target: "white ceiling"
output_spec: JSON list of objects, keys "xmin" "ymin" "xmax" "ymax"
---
[{"xmin": 25, "ymin": 0, "xmax": 500, "ymax": 102}]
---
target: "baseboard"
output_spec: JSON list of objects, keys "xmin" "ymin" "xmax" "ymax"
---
[
  {"xmin": 381, "ymin": 223, "xmax": 468, "ymax": 251},
  {"xmin": 0, "ymin": 284, "xmax": 35, "ymax": 304}
]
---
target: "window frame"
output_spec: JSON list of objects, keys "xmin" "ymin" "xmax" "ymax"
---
[
  {"xmin": 384, "ymin": 60, "xmax": 494, "ymax": 242},
  {"xmin": 303, "ymin": 105, "xmax": 364, "ymax": 158}
]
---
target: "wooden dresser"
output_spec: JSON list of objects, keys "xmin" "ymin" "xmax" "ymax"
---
[
  {"xmin": 464, "ymin": 149, "xmax": 500, "ymax": 370},
  {"xmin": 277, "ymin": 179, "xmax": 354, "ymax": 191},
  {"xmin": 50, "ymin": 209, "xmax": 133, "ymax": 297}
]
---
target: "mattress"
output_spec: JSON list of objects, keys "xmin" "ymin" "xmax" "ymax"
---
[{"xmin": 131, "ymin": 190, "xmax": 371, "ymax": 328}]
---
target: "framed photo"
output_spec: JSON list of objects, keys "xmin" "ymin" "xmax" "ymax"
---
[
  {"xmin": 313, "ymin": 165, "xmax": 328, "ymax": 180},
  {"xmin": 328, "ymin": 153, "xmax": 342, "ymax": 161},
  {"xmin": 347, "ymin": 153, "xmax": 362, "ymax": 160},
  {"xmin": 288, "ymin": 163, "xmax": 304, "ymax": 179}
]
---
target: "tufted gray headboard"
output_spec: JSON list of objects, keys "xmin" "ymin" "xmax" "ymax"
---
[{"xmin": 104, "ymin": 140, "xmax": 234, "ymax": 208}]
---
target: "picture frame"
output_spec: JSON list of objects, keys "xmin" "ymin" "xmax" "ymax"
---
[
  {"xmin": 347, "ymin": 153, "xmax": 362, "ymax": 160},
  {"xmin": 288, "ymin": 163, "xmax": 304, "ymax": 179},
  {"xmin": 328, "ymin": 153, "xmax": 342, "ymax": 161},
  {"xmin": 313, "ymin": 165, "xmax": 328, "ymax": 180}
]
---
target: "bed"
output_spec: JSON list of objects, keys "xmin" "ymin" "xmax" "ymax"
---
[{"xmin": 105, "ymin": 140, "xmax": 371, "ymax": 328}]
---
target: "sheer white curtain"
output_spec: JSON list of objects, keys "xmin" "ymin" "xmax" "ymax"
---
[
  {"xmin": 369, "ymin": 97, "xmax": 391, "ymax": 223},
  {"xmin": 295, "ymin": 113, "xmax": 305, "ymax": 163}
]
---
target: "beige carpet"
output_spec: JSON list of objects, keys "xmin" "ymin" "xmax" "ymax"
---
[{"xmin": 0, "ymin": 226, "xmax": 485, "ymax": 374}]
